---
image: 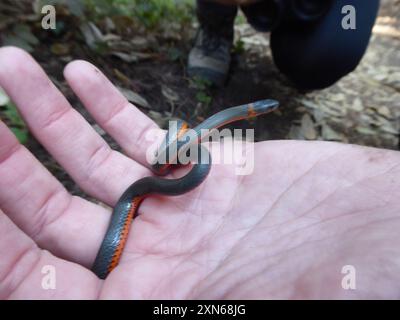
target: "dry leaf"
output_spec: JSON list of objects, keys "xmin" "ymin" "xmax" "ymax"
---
[
  {"xmin": 351, "ymin": 98, "xmax": 364, "ymax": 112},
  {"xmin": 322, "ymin": 124, "xmax": 345, "ymax": 141},
  {"xmin": 161, "ymin": 85, "xmax": 179, "ymax": 104},
  {"xmin": 51, "ymin": 43, "xmax": 70, "ymax": 55},
  {"xmin": 80, "ymin": 22, "xmax": 104, "ymax": 49},
  {"xmin": 111, "ymin": 51, "xmax": 154, "ymax": 63},
  {"xmin": 117, "ymin": 86, "xmax": 150, "ymax": 109},
  {"xmin": 300, "ymin": 114, "xmax": 317, "ymax": 140}
]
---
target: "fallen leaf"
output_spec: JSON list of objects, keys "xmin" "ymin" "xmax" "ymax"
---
[
  {"xmin": 111, "ymin": 51, "xmax": 155, "ymax": 63},
  {"xmin": 65, "ymin": 0, "xmax": 85, "ymax": 16},
  {"xmin": 111, "ymin": 52, "xmax": 138, "ymax": 63},
  {"xmin": 322, "ymin": 124, "xmax": 345, "ymax": 141},
  {"xmin": 161, "ymin": 85, "xmax": 179, "ymax": 104},
  {"xmin": 377, "ymin": 105, "xmax": 391, "ymax": 118},
  {"xmin": 329, "ymin": 93, "xmax": 346, "ymax": 102},
  {"xmin": 356, "ymin": 126, "xmax": 377, "ymax": 135},
  {"xmin": 351, "ymin": 98, "xmax": 364, "ymax": 112},
  {"xmin": 312, "ymin": 108, "xmax": 326, "ymax": 124},
  {"xmin": 51, "ymin": 43, "xmax": 70, "ymax": 55},
  {"xmin": 102, "ymin": 34, "xmax": 121, "ymax": 42},
  {"xmin": 117, "ymin": 86, "xmax": 150, "ymax": 109},
  {"xmin": 288, "ymin": 125, "xmax": 303, "ymax": 140},
  {"xmin": 80, "ymin": 22, "xmax": 104, "ymax": 49},
  {"xmin": 14, "ymin": 24, "xmax": 39, "ymax": 45},
  {"xmin": 131, "ymin": 36, "xmax": 150, "ymax": 50},
  {"xmin": 113, "ymin": 69, "xmax": 131, "ymax": 86},
  {"xmin": 104, "ymin": 17, "xmax": 116, "ymax": 32},
  {"xmin": 300, "ymin": 114, "xmax": 317, "ymax": 140}
]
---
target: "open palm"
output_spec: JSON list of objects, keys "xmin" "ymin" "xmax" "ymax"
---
[{"xmin": 0, "ymin": 47, "xmax": 399, "ymax": 299}]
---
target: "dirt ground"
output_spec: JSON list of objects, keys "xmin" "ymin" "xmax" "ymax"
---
[{"xmin": 1, "ymin": 0, "xmax": 399, "ymax": 196}]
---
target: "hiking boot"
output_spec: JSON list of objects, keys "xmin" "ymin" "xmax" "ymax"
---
[
  {"xmin": 187, "ymin": 0, "xmax": 237, "ymax": 87},
  {"xmin": 188, "ymin": 29, "xmax": 233, "ymax": 86}
]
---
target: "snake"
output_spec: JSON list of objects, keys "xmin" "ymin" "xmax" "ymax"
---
[{"xmin": 92, "ymin": 99, "xmax": 279, "ymax": 279}]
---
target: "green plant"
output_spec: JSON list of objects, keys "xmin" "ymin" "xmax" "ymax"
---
[
  {"xmin": 191, "ymin": 76, "xmax": 213, "ymax": 107},
  {"xmin": 233, "ymin": 38, "xmax": 245, "ymax": 54},
  {"xmin": 235, "ymin": 12, "xmax": 247, "ymax": 25},
  {"xmin": 0, "ymin": 88, "xmax": 28, "ymax": 144},
  {"xmin": 195, "ymin": 91, "xmax": 212, "ymax": 106}
]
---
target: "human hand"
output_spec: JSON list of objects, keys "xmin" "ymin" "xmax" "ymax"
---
[{"xmin": 1, "ymin": 47, "xmax": 399, "ymax": 299}]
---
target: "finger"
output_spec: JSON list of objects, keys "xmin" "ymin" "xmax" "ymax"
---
[
  {"xmin": 64, "ymin": 60, "xmax": 161, "ymax": 167},
  {"xmin": 0, "ymin": 210, "xmax": 99, "ymax": 299},
  {"xmin": 0, "ymin": 120, "xmax": 109, "ymax": 267},
  {"xmin": 0, "ymin": 46, "xmax": 147, "ymax": 205}
]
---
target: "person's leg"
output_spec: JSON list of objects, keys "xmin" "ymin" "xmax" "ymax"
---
[
  {"xmin": 187, "ymin": 0, "xmax": 238, "ymax": 86},
  {"xmin": 270, "ymin": 0, "xmax": 380, "ymax": 90}
]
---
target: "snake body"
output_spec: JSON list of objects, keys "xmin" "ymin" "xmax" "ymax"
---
[{"xmin": 92, "ymin": 99, "xmax": 279, "ymax": 279}]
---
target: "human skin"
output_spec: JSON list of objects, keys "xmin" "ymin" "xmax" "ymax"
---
[{"xmin": 0, "ymin": 47, "xmax": 399, "ymax": 299}]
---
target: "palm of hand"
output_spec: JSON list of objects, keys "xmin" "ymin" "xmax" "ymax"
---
[{"xmin": 0, "ymin": 47, "xmax": 399, "ymax": 299}]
